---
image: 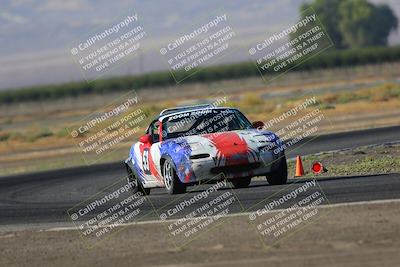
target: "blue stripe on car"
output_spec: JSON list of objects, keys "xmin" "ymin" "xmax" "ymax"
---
[{"xmin": 160, "ymin": 139, "xmax": 196, "ymax": 183}]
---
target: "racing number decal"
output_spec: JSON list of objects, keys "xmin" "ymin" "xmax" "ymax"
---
[{"xmin": 142, "ymin": 148, "xmax": 151, "ymax": 174}]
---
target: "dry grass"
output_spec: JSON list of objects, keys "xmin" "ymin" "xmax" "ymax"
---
[
  {"xmin": 287, "ymin": 143, "xmax": 400, "ymax": 178},
  {"xmin": 1, "ymin": 62, "xmax": 400, "ymax": 176}
]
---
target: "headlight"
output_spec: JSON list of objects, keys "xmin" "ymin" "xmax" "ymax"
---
[
  {"xmin": 259, "ymin": 143, "xmax": 275, "ymax": 153},
  {"xmin": 188, "ymin": 142, "xmax": 203, "ymax": 150}
]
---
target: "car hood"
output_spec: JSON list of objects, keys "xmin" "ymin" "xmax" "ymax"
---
[{"xmin": 172, "ymin": 129, "xmax": 281, "ymax": 154}]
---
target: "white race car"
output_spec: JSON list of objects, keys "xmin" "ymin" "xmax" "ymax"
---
[{"xmin": 125, "ymin": 105, "xmax": 287, "ymax": 194}]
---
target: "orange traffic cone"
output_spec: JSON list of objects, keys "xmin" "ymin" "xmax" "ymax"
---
[{"xmin": 295, "ymin": 155, "xmax": 304, "ymax": 177}]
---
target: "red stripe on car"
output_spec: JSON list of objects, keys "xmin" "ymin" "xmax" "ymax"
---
[{"xmin": 203, "ymin": 132, "xmax": 250, "ymax": 166}]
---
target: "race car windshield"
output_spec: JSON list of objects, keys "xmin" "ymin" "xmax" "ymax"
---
[{"xmin": 163, "ymin": 109, "xmax": 253, "ymax": 140}]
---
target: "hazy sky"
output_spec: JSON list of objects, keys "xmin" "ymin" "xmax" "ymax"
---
[{"xmin": 0, "ymin": 0, "xmax": 398, "ymax": 90}]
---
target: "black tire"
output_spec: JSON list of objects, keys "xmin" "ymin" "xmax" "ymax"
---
[
  {"xmin": 231, "ymin": 177, "xmax": 251, "ymax": 188},
  {"xmin": 266, "ymin": 156, "xmax": 288, "ymax": 185},
  {"xmin": 162, "ymin": 158, "xmax": 186, "ymax": 194},
  {"xmin": 126, "ymin": 166, "xmax": 151, "ymax": 195}
]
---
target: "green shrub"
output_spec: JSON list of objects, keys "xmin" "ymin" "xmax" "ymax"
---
[{"xmin": 0, "ymin": 132, "xmax": 10, "ymax": 142}]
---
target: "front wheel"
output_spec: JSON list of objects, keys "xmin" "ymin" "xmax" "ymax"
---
[
  {"xmin": 162, "ymin": 158, "xmax": 186, "ymax": 195},
  {"xmin": 266, "ymin": 156, "xmax": 288, "ymax": 185},
  {"xmin": 127, "ymin": 166, "xmax": 151, "ymax": 195}
]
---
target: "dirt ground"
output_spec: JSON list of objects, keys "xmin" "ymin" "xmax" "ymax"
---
[
  {"xmin": 287, "ymin": 143, "xmax": 400, "ymax": 178},
  {"xmin": 0, "ymin": 200, "xmax": 399, "ymax": 267}
]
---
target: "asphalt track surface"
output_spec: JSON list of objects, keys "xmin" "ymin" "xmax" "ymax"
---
[{"xmin": 0, "ymin": 126, "xmax": 399, "ymax": 226}]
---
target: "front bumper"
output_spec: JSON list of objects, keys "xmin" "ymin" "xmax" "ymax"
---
[{"xmin": 187, "ymin": 150, "xmax": 284, "ymax": 182}]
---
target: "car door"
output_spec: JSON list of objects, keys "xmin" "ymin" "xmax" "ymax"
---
[{"xmin": 140, "ymin": 120, "xmax": 163, "ymax": 185}]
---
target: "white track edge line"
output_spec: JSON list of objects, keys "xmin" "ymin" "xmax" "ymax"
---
[{"xmin": 45, "ymin": 198, "xmax": 400, "ymax": 232}]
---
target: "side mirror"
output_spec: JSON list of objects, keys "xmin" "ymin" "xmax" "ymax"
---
[
  {"xmin": 252, "ymin": 121, "xmax": 265, "ymax": 130},
  {"xmin": 139, "ymin": 134, "xmax": 152, "ymax": 144}
]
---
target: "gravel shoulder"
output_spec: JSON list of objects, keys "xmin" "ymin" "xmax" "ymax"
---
[{"xmin": 287, "ymin": 142, "xmax": 400, "ymax": 178}]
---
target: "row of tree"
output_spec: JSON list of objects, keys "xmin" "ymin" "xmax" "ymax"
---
[
  {"xmin": 1, "ymin": 45, "xmax": 400, "ymax": 104},
  {"xmin": 0, "ymin": 0, "xmax": 398, "ymax": 104},
  {"xmin": 296, "ymin": 0, "xmax": 398, "ymax": 48}
]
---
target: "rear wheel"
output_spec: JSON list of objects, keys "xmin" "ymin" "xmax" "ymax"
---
[
  {"xmin": 231, "ymin": 177, "xmax": 251, "ymax": 188},
  {"xmin": 266, "ymin": 157, "xmax": 288, "ymax": 185},
  {"xmin": 126, "ymin": 166, "xmax": 151, "ymax": 195},
  {"xmin": 162, "ymin": 158, "xmax": 186, "ymax": 195}
]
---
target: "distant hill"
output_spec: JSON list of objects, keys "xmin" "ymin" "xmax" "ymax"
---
[{"xmin": 0, "ymin": 0, "xmax": 398, "ymax": 90}]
